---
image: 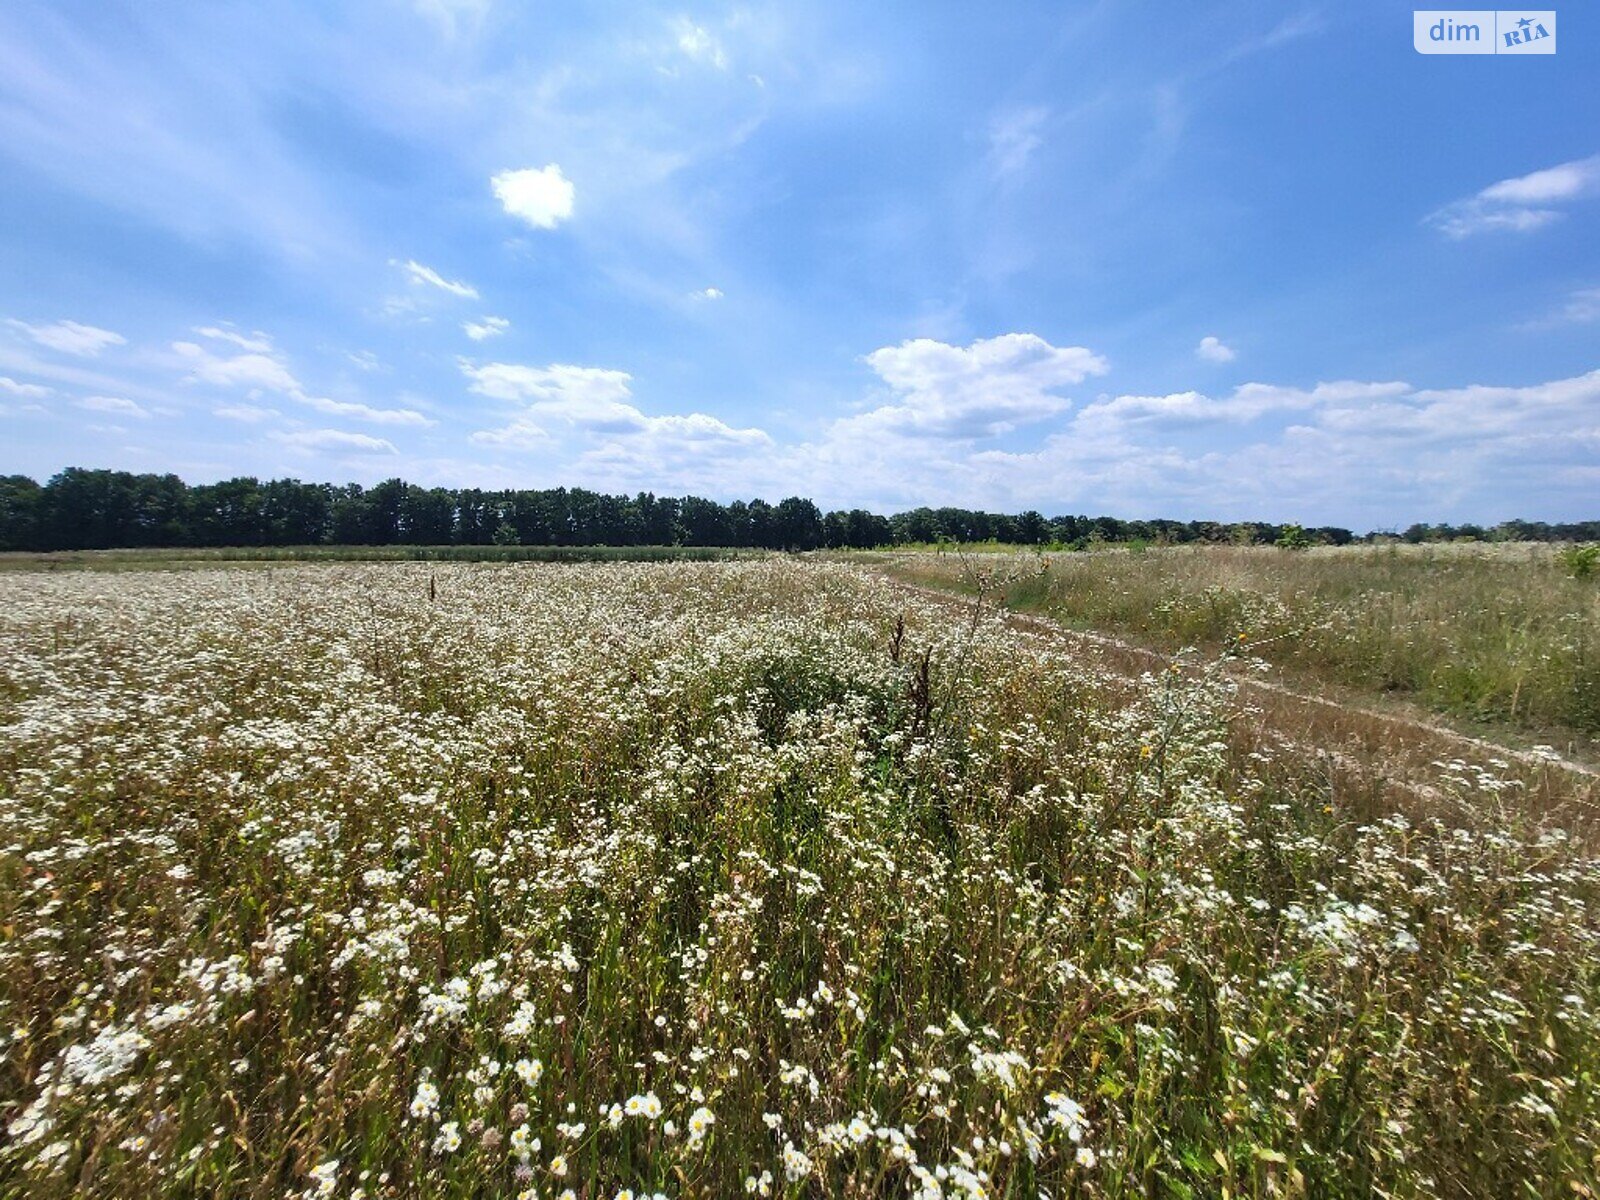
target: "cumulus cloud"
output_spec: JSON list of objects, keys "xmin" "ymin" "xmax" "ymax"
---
[
  {"xmin": 463, "ymin": 358, "xmax": 770, "ymax": 454},
  {"xmin": 491, "ymin": 165, "xmax": 575, "ymax": 230},
  {"xmin": 465, "ymin": 362, "xmax": 639, "ymax": 426},
  {"xmin": 1196, "ymin": 335, "xmax": 1235, "ymax": 363},
  {"xmin": 77, "ymin": 394, "xmax": 150, "ymax": 419},
  {"xmin": 274, "ymin": 429, "xmax": 398, "ymax": 454},
  {"xmin": 394, "ymin": 259, "xmax": 479, "ymax": 299},
  {"xmin": 469, "ymin": 418, "xmax": 547, "ymax": 449},
  {"xmin": 846, "ymin": 333, "xmax": 1109, "ymax": 439},
  {"xmin": 695, "ymin": 287, "xmax": 724, "ymax": 300},
  {"xmin": 1427, "ymin": 154, "xmax": 1600, "ymax": 238},
  {"xmin": 463, "ymin": 316, "xmax": 510, "ymax": 341},
  {"xmin": 7, "ymin": 319, "xmax": 126, "ymax": 357},
  {"xmin": 937, "ymin": 369, "xmax": 1600, "ymax": 526}
]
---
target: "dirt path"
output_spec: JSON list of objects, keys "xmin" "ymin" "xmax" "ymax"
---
[{"xmin": 881, "ymin": 574, "xmax": 1600, "ymax": 836}]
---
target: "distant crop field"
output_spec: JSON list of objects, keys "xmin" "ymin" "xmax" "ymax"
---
[
  {"xmin": 885, "ymin": 542, "xmax": 1600, "ymax": 749},
  {"xmin": 1, "ymin": 561, "xmax": 1597, "ymax": 1199}
]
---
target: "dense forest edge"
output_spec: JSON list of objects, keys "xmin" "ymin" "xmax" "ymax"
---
[{"xmin": 2, "ymin": 467, "xmax": 1596, "ymax": 552}]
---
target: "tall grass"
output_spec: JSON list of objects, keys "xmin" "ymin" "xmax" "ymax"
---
[
  {"xmin": 1, "ymin": 562, "xmax": 1596, "ymax": 1198},
  {"xmin": 888, "ymin": 543, "xmax": 1600, "ymax": 743}
]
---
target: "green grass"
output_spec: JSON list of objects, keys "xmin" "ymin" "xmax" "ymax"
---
[{"xmin": 882, "ymin": 543, "xmax": 1600, "ymax": 745}]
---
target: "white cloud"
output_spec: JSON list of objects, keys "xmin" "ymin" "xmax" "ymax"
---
[
  {"xmin": 463, "ymin": 316, "xmax": 511, "ymax": 341},
  {"xmin": 7, "ymin": 319, "xmax": 126, "ymax": 357},
  {"xmin": 347, "ymin": 350, "xmax": 384, "ymax": 372},
  {"xmin": 299, "ymin": 395, "xmax": 433, "ymax": 427},
  {"xmin": 469, "ymin": 418, "xmax": 547, "ymax": 449},
  {"xmin": 1531, "ymin": 286, "xmax": 1600, "ymax": 328},
  {"xmin": 173, "ymin": 340, "xmax": 300, "ymax": 392},
  {"xmin": 934, "ymin": 369, "xmax": 1600, "ymax": 526},
  {"xmin": 0, "ymin": 376, "xmax": 52, "ymax": 399},
  {"xmin": 1480, "ymin": 157, "xmax": 1600, "ymax": 205},
  {"xmin": 491, "ymin": 165, "xmax": 575, "ymax": 230},
  {"xmin": 1427, "ymin": 154, "xmax": 1600, "ymax": 238},
  {"xmin": 463, "ymin": 358, "xmax": 770, "ymax": 453},
  {"xmin": 571, "ymin": 412, "xmax": 774, "ymax": 494},
  {"xmin": 77, "ymin": 394, "xmax": 150, "ymax": 419},
  {"xmin": 1196, "ymin": 335, "xmax": 1235, "ymax": 363},
  {"xmin": 213, "ymin": 403, "xmax": 280, "ymax": 423},
  {"xmin": 394, "ymin": 259, "xmax": 479, "ymax": 299},
  {"xmin": 413, "ymin": 0, "xmax": 490, "ymax": 38},
  {"xmin": 675, "ymin": 19, "xmax": 728, "ymax": 68},
  {"xmin": 1077, "ymin": 380, "xmax": 1408, "ymax": 430},
  {"xmin": 988, "ymin": 107, "xmax": 1049, "ymax": 178},
  {"xmin": 174, "ymin": 339, "xmax": 434, "ymax": 427},
  {"xmin": 695, "ymin": 287, "xmax": 724, "ymax": 300},
  {"xmin": 193, "ymin": 326, "xmax": 274, "ymax": 353},
  {"xmin": 464, "ymin": 362, "xmax": 638, "ymax": 425},
  {"xmin": 847, "ymin": 333, "xmax": 1109, "ymax": 438},
  {"xmin": 274, "ymin": 429, "xmax": 399, "ymax": 454}
]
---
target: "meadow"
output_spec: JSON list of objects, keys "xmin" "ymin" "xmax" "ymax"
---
[
  {"xmin": 883, "ymin": 543, "xmax": 1600, "ymax": 751},
  {"xmin": 1, "ymin": 559, "xmax": 1597, "ymax": 1199}
]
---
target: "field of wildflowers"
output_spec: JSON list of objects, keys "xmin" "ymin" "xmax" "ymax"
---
[{"xmin": 2, "ymin": 561, "xmax": 1597, "ymax": 1198}]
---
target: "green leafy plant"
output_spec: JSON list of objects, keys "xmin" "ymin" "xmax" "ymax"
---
[
  {"xmin": 1275, "ymin": 523, "xmax": 1312, "ymax": 551},
  {"xmin": 1557, "ymin": 543, "xmax": 1599, "ymax": 579}
]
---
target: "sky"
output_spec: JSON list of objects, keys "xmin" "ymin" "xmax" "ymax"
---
[{"xmin": 0, "ymin": 1, "xmax": 1596, "ymax": 528}]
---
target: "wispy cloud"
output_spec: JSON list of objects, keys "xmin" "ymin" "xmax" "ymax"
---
[
  {"xmin": 76, "ymin": 394, "xmax": 151, "ymax": 419},
  {"xmin": 274, "ymin": 428, "xmax": 399, "ymax": 454},
  {"xmin": 213, "ymin": 403, "xmax": 280, "ymax": 423},
  {"xmin": 463, "ymin": 316, "xmax": 510, "ymax": 341},
  {"xmin": 192, "ymin": 326, "xmax": 273, "ymax": 353},
  {"xmin": 7, "ymin": 319, "xmax": 126, "ymax": 357},
  {"xmin": 1427, "ymin": 155, "xmax": 1600, "ymax": 238},
  {"xmin": 1523, "ymin": 285, "xmax": 1600, "ymax": 329},
  {"xmin": 674, "ymin": 18, "xmax": 728, "ymax": 69},
  {"xmin": 412, "ymin": 0, "xmax": 491, "ymax": 39},
  {"xmin": 988, "ymin": 107, "xmax": 1049, "ymax": 179},
  {"xmin": 393, "ymin": 260, "xmax": 479, "ymax": 299},
  {"xmin": 173, "ymin": 337, "xmax": 434, "ymax": 427},
  {"xmin": 0, "ymin": 375, "xmax": 52, "ymax": 399}
]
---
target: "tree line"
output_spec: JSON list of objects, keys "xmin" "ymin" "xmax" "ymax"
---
[{"xmin": 0, "ymin": 469, "xmax": 1593, "ymax": 553}]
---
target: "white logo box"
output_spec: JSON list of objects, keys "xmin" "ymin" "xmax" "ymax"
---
[{"xmin": 1414, "ymin": 10, "xmax": 1556, "ymax": 53}]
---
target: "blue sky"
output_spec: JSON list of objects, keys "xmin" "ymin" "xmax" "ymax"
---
[{"xmin": 0, "ymin": 0, "xmax": 1596, "ymax": 527}]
